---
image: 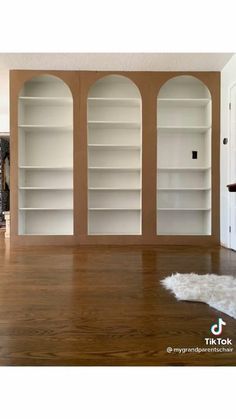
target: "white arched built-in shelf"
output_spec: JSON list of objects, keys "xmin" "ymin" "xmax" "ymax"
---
[
  {"xmin": 87, "ymin": 75, "xmax": 142, "ymax": 235},
  {"xmin": 18, "ymin": 75, "xmax": 73, "ymax": 235},
  {"xmin": 157, "ymin": 75, "xmax": 212, "ymax": 235}
]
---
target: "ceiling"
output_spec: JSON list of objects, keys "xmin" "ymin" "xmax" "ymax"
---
[{"xmin": 0, "ymin": 53, "xmax": 233, "ymax": 71}]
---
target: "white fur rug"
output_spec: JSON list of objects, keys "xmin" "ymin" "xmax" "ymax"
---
[{"xmin": 161, "ymin": 273, "xmax": 236, "ymax": 319}]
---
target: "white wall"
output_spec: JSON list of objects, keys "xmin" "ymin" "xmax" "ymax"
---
[
  {"xmin": 221, "ymin": 54, "xmax": 236, "ymax": 248},
  {"xmin": 0, "ymin": 69, "xmax": 9, "ymax": 133}
]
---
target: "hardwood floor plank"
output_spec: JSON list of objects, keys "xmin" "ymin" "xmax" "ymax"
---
[{"xmin": 0, "ymin": 242, "xmax": 235, "ymax": 365}]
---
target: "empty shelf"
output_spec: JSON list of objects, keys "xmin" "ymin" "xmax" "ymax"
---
[
  {"xmin": 157, "ymin": 208, "xmax": 211, "ymax": 211},
  {"xmin": 88, "ymin": 144, "xmax": 140, "ymax": 149},
  {"xmin": 88, "ymin": 231, "xmax": 140, "ymax": 235},
  {"xmin": 88, "ymin": 121, "xmax": 140, "ymax": 128},
  {"xmin": 158, "ymin": 125, "xmax": 211, "ymax": 133},
  {"xmin": 158, "ymin": 167, "xmax": 211, "ymax": 171},
  {"xmin": 19, "ymin": 208, "xmax": 73, "ymax": 211},
  {"xmin": 19, "ymin": 187, "xmax": 73, "ymax": 190},
  {"xmin": 18, "ymin": 125, "xmax": 73, "ymax": 132},
  {"xmin": 19, "ymin": 96, "xmax": 73, "ymax": 106},
  {"xmin": 89, "ymin": 187, "xmax": 141, "ymax": 190},
  {"xmin": 20, "ymin": 232, "xmax": 73, "ymax": 236},
  {"xmin": 89, "ymin": 208, "xmax": 141, "ymax": 211},
  {"xmin": 157, "ymin": 98, "xmax": 210, "ymax": 107},
  {"xmin": 158, "ymin": 187, "xmax": 211, "ymax": 191},
  {"xmin": 19, "ymin": 166, "xmax": 73, "ymax": 170},
  {"xmin": 88, "ymin": 167, "xmax": 141, "ymax": 171},
  {"xmin": 88, "ymin": 98, "xmax": 140, "ymax": 106}
]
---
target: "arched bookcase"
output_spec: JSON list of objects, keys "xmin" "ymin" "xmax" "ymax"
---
[
  {"xmin": 87, "ymin": 75, "xmax": 142, "ymax": 235},
  {"xmin": 18, "ymin": 74, "xmax": 73, "ymax": 235},
  {"xmin": 157, "ymin": 75, "xmax": 212, "ymax": 235},
  {"xmin": 10, "ymin": 70, "xmax": 220, "ymax": 245}
]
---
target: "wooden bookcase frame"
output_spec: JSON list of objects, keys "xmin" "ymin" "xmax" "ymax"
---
[{"xmin": 10, "ymin": 70, "xmax": 220, "ymax": 245}]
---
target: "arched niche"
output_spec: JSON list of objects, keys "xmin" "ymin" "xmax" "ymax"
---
[
  {"xmin": 18, "ymin": 74, "xmax": 74, "ymax": 235},
  {"xmin": 156, "ymin": 75, "xmax": 212, "ymax": 236},
  {"xmin": 87, "ymin": 75, "xmax": 142, "ymax": 235}
]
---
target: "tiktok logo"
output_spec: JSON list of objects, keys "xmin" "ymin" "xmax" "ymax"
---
[{"xmin": 210, "ymin": 318, "xmax": 226, "ymax": 336}]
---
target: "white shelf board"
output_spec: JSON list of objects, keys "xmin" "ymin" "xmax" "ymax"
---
[
  {"xmin": 158, "ymin": 187, "xmax": 211, "ymax": 191},
  {"xmin": 157, "ymin": 125, "xmax": 211, "ymax": 133},
  {"xmin": 89, "ymin": 188, "xmax": 141, "ymax": 190},
  {"xmin": 157, "ymin": 208, "xmax": 211, "ymax": 211},
  {"xmin": 88, "ymin": 167, "xmax": 141, "ymax": 171},
  {"xmin": 19, "ymin": 208, "xmax": 73, "ymax": 211},
  {"xmin": 20, "ymin": 233, "xmax": 73, "ymax": 236},
  {"xmin": 88, "ymin": 98, "xmax": 140, "ymax": 107},
  {"xmin": 157, "ymin": 98, "xmax": 210, "ymax": 107},
  {"xmin": 88, "ymin": 232, "xmax": 141, "ymax": 235},
  {"xmin": 19, "ymin": 96, "xmax": 73, "ymax": 106},
  {"xmin": 19, "ymin": 166, "xmax": 73, "ymax": 170},
  {"xmin": 88, "ymin": 121, "xmax": 140, "ymax": 129},
  {"xmin": 158, "ymin": 167, "xmax": 211, "ymax": 171},
  {"xmin": 88, "ymin": 144, "xmax": 140, "ymax": 149},
  {"xmin": 19, "ymin": 187, "xmax": 73, "ymax": 190},
  {"xmin": 89, "ymin": 208, "xmax": 141, "ymax": 211},
  {"xmin": 157, "ymin": 232, "xmax": 209, "ymax": 236},
  {"xmin": 18, "ymin": 125, "xmax": 73, "ymax": 132}
]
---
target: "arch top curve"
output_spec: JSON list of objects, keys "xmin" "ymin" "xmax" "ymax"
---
[
  {"xmin": 88, "ymin": 74, "xmax": 141, "ymax": 99},
  {"xmin": 19, "ymin": 73, "xmax": 73, "ymax": 98},
  {"xmin": 158, "ymin": 75, "xmax": 211, "ymax": 100}
]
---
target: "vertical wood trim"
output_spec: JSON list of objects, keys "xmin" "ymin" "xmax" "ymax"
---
[
  {"xmin": 78, "ymin": 72, "xmax": 88, "ymax": 235},
  {"xmin": 73, "ymin": 72, "xmax": 80, "ymax": 237},
  {"xmin": 10, "ymin": 71, "xmax": 19, "ymax": 237},
  {"xmin": 141, "ymin": 89, "xmax": 157, "ymax": 237}
]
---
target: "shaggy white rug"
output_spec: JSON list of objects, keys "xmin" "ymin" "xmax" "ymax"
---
[{"xmin": 161, "ymin": 273, "xmax": 236, "ymax": 319}]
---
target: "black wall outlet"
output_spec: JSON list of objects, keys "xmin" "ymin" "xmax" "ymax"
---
[{"xmin": 192, "ymin": 151, "xmax": 198, "ymax": 159}]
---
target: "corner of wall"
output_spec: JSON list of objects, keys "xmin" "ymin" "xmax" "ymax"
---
[{"xmin": 220, "ymin": 54, "xmax": 236, "ymax": 249}]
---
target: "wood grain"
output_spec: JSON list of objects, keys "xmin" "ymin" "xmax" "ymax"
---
[{"xmin": 0, "ymin": 240, "xmax": 235, "ymax": 366}]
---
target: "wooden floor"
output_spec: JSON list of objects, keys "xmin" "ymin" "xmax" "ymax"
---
[{"xmin": 0, "ymin": 240, "xmax": 235, "ymax": 366}]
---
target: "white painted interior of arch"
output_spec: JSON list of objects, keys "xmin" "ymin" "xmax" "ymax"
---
[{"xmin": 18, "ymin": 75, "xmax": 74, "ymax": 235}]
